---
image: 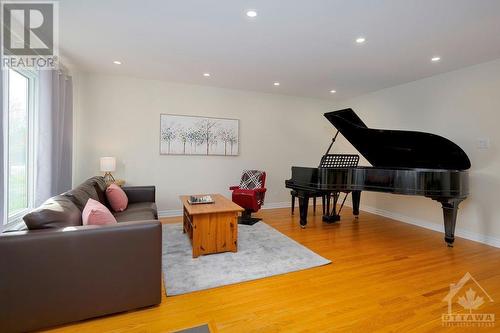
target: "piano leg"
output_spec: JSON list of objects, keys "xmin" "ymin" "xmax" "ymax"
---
[
  {"xmin": 352, "ymin": 191, "xmax": 361, "ymax": 218},
  {"xmin": 298, "ymin": 193, "xmax": 310, "ymax": 229},
  {"xmin": 325, "ymin": 193, "xmax": 331, "ymax": 216},
  {"xmin": 437, "ymin": 198, "xmax": 464, "ymax": 247}
]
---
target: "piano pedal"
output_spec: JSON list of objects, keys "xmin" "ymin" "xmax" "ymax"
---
[
  {"xmin": 322, "ymin": 214, "xmax": 341, "ymax": 224},
  {"xmin": 300, "ymin": 225, "xmax": 306, "ymax": 229}
]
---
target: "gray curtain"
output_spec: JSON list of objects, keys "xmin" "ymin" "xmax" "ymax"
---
[
  {"xmin": 0, "ymin": 66, "xmax": 5, "ymax": 224},
  {"xmin": 35, "ymin": 70, "xmax": 73, "ymax": 206}
]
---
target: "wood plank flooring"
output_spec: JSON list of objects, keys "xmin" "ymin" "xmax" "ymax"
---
[{"xmin": 44, "ymin": 207, "xmax": 500, "ymax": 332}]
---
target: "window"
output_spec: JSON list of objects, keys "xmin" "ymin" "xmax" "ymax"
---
[{"xmin": 3, "ymin": 68, "xmax": 38, "ymax": 224}]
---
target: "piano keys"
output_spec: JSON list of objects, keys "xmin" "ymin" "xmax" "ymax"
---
[{"xmin": 285, "ymin": 108, "xmax": 470, "ymax": 246}]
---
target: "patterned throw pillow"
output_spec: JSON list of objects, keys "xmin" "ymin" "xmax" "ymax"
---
[{"xmin": 239, "ymin": 170, "xmax": 263, "ymax": 189}]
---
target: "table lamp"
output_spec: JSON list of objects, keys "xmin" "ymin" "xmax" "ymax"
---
[{"xmin": 100, "ymin": 157, "xmax": 116, "ymax": 184}]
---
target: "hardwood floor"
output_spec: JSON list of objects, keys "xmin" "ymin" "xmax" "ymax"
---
[{"xmin": 44, "ymin": 207, "xmax": 500, "ymax": 332}]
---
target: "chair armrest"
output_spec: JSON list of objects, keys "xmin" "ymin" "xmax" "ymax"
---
[
  {"xmin": 255, "ymin": 188, "xmax": 267, "ymax": 193},
  {"xmin": 229, "ymin": 185, "xmax": 240, "ymax": 191},
  {"xmin": 122, "ymin": 186, "xmax": 155, "ymax": 203},
  {"xmin": 0, "ymin": 220, "xmax": 162, "ymax": 333}
]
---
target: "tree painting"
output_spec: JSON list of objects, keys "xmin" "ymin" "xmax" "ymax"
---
[
  {"xmin": 177, "ymin": 127, "xmax": 189, "ymax": 154},
  {"xmin": 196, "ymin": 119, "xmax": 219, "ymax": 155},
  {"xmin": 187, "ymin": 128, "xmax": 203, "ymax": 153},
  {"xmin": 160, "ymin": 115, "xmax": 239, "ymax": 155},
  {"xmin": 218, "ymin": 128, "xmax": 238, "ymax": 155},
  {"xmin": 161, "ymin": 126, "xmax": 176, "ymax": 154},
  {"xmin": 228, "ymin": 131, "xmax": 238, "ymax": 155}
]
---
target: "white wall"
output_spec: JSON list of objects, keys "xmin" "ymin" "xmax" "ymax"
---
[
  {"xmin": 335, "ymin": 58, "xmax": 500, "ymax": 246},
  {"xmin": 73, "ymin": 73, "xmax": 334, "ymax": 214},
  {"xmin": 74, "ymin": 59, "xmax": 500, "ymax": 246}
]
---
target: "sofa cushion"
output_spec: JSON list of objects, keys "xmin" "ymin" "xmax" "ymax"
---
[
  {"xmin": 125, "ymin": 202, "xmax": 158, "ymax": 219},
  {"xmin": 64, "ymin": 179, "xmax": 100, "ymax": 211},
  {"xmin": 93, "ymin": 183, "xmax": 108, "ymax": 206},
  {"xmin": 106, "ymin": 184, "xmax": 128, "ymax": 212},
  {"xmin": 90, "ymin": 176, "xmax": 107, "ymax": 192},
  {"xmin": 23, "ymin": 195, "xmax": 82, "ymax": 230},
  {"xmin": 88, "ymin": 176, "xmax": 108, "ymax": 205},
  {"xmin": 82, "ymin": 198, "xmax": 118, "ymax": 226},
  {"xmin": 113, "ymin": 209, "xmax": 156, "ymax": 223}
]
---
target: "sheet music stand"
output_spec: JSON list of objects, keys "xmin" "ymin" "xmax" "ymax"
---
[
  {"xmin": 319, "ymin": 154, "xmax": 360, "ymax": 222},
  {"xmin": 319, "ymin": 154, "xmax": 359, "ymax": 168}
]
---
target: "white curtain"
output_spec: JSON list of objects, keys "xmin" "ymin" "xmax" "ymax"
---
[
  {"xmin": 0, "ymin": 66, "xmax": 5, "ymax": 223},
  {"xmin": 35, "ymin": 69, "xmax": 73, "ymax": 206}
]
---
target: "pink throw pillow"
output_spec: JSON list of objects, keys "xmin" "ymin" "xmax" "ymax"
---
[
  {"xmin": 82, "ymin": 198, "xmax": 117, "ymax": 226},
  {"xmin": 106, "ymin": 183, "xmax": 128, "ymax": 212}
]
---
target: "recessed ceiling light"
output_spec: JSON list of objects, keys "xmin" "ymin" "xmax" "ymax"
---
[
  {"xmin": 356, "ymin": 37, "xmax": 366, "ymax": 44},
  {"xmin": 203, "ymin": 73, "xmax": 211, "ymax": 77},
  {"xmin": 330, "ymin": 90, "xmax": 337, "ymax": 94},
  {"xmin": 113, "ymin": 60, "xmax": 122, "ymax": 65},
  {"xmin": 246, "ymin": 10, "xmax": 258, "ymax": 18},
  {"xmin": 431, "ymin": 56, "xmax": 441, "ymax": 62},
  {"xmin": 273, "ymin": 82, "xmax": 280, "ymax": 86}
]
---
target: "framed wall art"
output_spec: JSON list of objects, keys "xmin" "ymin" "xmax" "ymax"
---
[{"xmin": 160, "ymin": 114, "xmax": 239, "ymax": 156}]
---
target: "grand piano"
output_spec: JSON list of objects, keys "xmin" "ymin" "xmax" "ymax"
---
[{"xmin": 285, "ymin": 108, "xmax": 470, "ymax": 246}]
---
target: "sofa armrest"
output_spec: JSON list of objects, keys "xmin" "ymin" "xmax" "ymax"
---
[
  {"xmin": 0, "ymin": 220, "xmax": 162, "ymax": 333},
  {"xmin": 122, "ymin": 186, "xmax": 156, "ymax": 203}
]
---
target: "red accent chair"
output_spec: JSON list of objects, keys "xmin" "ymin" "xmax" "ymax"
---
[{"xmin": 229, "ymin": 171, "xmax": 267, "ymax": 225}]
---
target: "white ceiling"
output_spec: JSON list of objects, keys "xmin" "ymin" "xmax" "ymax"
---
[{"xmin": 60, "ymin": 0, "xmax": 500, "ymax": 100}]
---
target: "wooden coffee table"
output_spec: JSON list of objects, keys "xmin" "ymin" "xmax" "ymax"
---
[{"xmin": 180, "ymin": 194, "xmax": 244, "ymax": 258}]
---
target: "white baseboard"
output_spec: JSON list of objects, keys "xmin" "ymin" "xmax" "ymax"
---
[
  {"xmin": 344, "ymin": 201, "xmax": 500, "ymax": 248},
  {"xmin": 159, "ymin": 209, "xmax": 183, "ymax": 218},
  {"xmin": 158, "ymin": 201, "xmax": 293, "ymax": 218},
  {"xmin": 159, "ymin": 200, "xmax": 500, "ymax": 248},
  {"xmin": 262, "ymin": 202, "xmax": 291, "ymax": 209}
]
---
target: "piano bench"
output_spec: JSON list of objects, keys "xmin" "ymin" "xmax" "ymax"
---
[{"xmin": 290, "ymin": 190, "xmax": 324, "ymax": 216}]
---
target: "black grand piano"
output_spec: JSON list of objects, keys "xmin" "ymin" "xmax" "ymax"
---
[{"xmin": 285, "ymin": 108, "xmax": 470, "ymax": 246}]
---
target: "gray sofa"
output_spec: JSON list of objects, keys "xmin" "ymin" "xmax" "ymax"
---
[{"xmin": 0, "ymin": 177, "xmax": 162, "ymax": 333}]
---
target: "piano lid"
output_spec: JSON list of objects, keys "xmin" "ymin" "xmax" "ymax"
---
[{"xmin": 324, "ymin": 108, "xmax": 471, "ymax": 170}]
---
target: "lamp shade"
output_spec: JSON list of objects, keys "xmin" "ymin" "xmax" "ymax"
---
[{"xmin": 100, "ymin": 157, "xmax": 116, "ymax": 172}]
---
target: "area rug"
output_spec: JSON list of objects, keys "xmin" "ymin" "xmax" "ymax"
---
[{"xmin": 162, "ymin": 222, "xmax": 331, "ymax": 296}]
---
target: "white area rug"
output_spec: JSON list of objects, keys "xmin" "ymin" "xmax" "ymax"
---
[{"xmin": 162, "ymin": 222, "xmax": 331, "ymax": 296}]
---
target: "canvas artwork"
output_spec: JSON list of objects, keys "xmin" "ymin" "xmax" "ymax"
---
[{"xmin": 160, "ymin": 114, "xmax": 239, "ymax": 155}]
